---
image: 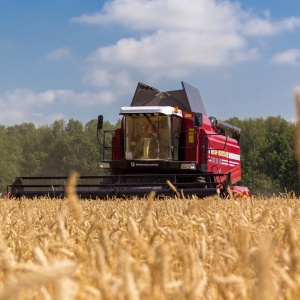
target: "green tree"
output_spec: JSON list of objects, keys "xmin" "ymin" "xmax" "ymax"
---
[
  {"xmin": 0, "ymin": 126, "xmax": 22, "ymax": 194},
  {"xmin": 226, "ymin": 116, "xmax": 300, "ymax": 195}
]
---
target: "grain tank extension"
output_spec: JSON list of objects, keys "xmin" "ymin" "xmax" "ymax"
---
[{"xmin": 8, "ymin": 82, "xmax": 250, "ymax": 198}]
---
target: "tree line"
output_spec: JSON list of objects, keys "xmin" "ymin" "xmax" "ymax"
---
[
  {"xmin": 0, "ymin": 116, "xmax": 299, "ymax": 196},
  {"xmin": 226, "ymin": 116, "xmax": 299, "ymax": 195},
  {"xmin": 0, "ymin": 119, "xmax": 119, "ymax": 195}
]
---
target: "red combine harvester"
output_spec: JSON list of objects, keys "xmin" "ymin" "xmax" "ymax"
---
[{"xmin": 8, "ymin": 82, "xmax": 250, "ymax": 199}]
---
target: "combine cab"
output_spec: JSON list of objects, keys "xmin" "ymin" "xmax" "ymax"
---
[{"xmin": 8, "ymin": 82, "xmax": 250, "ymax": 199}]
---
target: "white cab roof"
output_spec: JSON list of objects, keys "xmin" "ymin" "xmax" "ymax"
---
[{"xmin": 120, "ymin": 106, "xmax": 182, "ymax": 117}]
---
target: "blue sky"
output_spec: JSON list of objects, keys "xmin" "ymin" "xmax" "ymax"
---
[{"xmin": 1, "ymin": 0, "xmax": 300, "ymax": 126}]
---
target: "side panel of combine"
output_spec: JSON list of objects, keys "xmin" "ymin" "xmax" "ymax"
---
[
  {"xmin": 206, "ymin": 133, "xmax": 241, "ymax": 184},
  {"xmin": 112, "ymin": 128, "xmax": 123, "ymax": 160},
  {"xmin": 184, "ymin": 126, "xmax": 196, "ymax": 161},
  {"xmin": 197, "ymin": 129, "xmax": 209, "ymax": 167},
  {"xmin": 226, "ymin": 141, "xmax": 242, "ymax": 183},
  {"xmin": 181, "ymin": 112, "xmax": 196, "ymax": 161}
]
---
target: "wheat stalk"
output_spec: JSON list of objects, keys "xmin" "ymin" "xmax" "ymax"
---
[
  {"xmin": 65, "ymin": 171, "xmax": 83, "ymax": 225},
  {"xmin": 0, "ymin": 261, "xmax": 77, "ymax": 300}
]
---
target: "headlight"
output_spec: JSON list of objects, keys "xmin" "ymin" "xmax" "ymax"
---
[
  {"xmin": 100, "ymin": 162, "xmax": 110, "ymax": 169},
  {"xmin": 181, "ymin": 163, "xmax": 196, "ymax": 170}
]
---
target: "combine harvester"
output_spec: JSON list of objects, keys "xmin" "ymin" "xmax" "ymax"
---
[{"xmin": 8, "ymin": 82, "xmax": 250, "ymax": 199}]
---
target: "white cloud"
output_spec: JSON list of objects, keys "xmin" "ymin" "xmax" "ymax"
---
[
  {"xmin": 88, "ymin": 30, "xmax": 257, "ymax": 71},
  {"xmin": 263, "ymin": 10, "xmax": 271, "ymax": 19},
  {"xmin": 72, "ymin": 0, "xmax": 300, "ymax": 36},
  {"xmin": 0, "ymin": 89, "xmax": 115, "ymax": 126},
  {"xmin": 82, "ymin": 67, "xmax": 137, "ymax": 93},
  {"xmin": 242, "ymin": 17, "xmax": 300, "ymax": 36},
  {"xmin": 72, "ymin": 0, "xmax": 300, "ymax": 87},
  {"xmin": 83, "ymin": 69, "xmax": 112, "ymax": 87},
  {"xmin": 65, "ymin": 90, "xmax": 116, "ymax": 106},
  {"xmin": 71, "ymin": 0, "xmax": 243, "ymax": 33},
  {"xmin": 0, "ymin": 88, "xmax": 55, "ymax": 107},
  {"xmin": 46, "ymin": 47, "xmax": 71, "ymax": 61},
  {"xmin": 271, "ymin": 49, "xmax": 300, "ymax": 65}
]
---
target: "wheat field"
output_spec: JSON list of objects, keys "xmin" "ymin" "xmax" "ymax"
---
[{"xmin": 0, "ymin": 190, "xmax": 300, "ymax": 300}]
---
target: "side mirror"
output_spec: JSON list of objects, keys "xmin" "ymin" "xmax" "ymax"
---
[
  {"xmin": 194, "ymin": 113, "xmax": 202, "ymax": 127},
  {"xmin": 97, "ymin": 115, "xmax": 103, "ymax": 130}
]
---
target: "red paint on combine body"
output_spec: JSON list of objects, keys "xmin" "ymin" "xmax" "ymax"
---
[{"xmin": 231, "ymin": 186, "xmax": 251, "ymax": 198}]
